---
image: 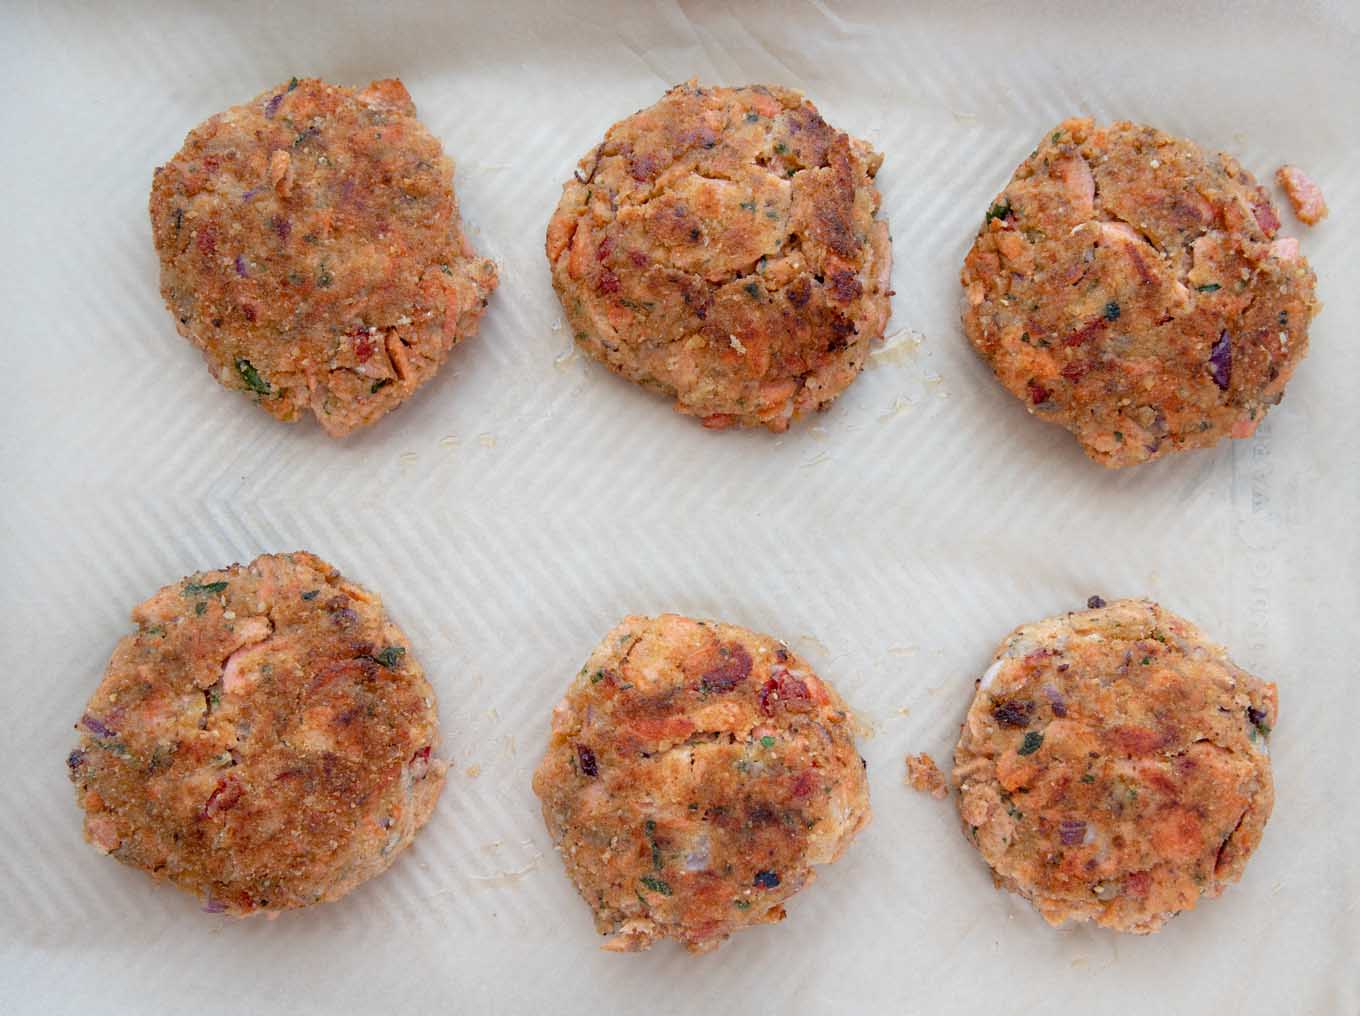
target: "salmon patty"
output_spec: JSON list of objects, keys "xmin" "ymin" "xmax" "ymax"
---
[
  {"xmin": 67, "ymin": 552, "xmax": 446, "ymax": 915},
  {"xmin": 962, "ymin": 119, "xmax": 1318, "ymax": 467},
  {"xmin": 150, "ymin": 78, "xmax": 498, "ymax": 436},
  {"xmin": 533, "ymin": 614, "xmax": 870, "ymax": 952},
  {"xmin": 546, "ymin": 82, "xmax": 893, "ymax": 431},
  {"xmin": 953, "ymin": 599, "xmax": 1276, "ymax": 933}
]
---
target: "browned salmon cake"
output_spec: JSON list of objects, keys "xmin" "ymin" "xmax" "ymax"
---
[
  {"xmin": 962, "ymin": 119, "xmax": 1318, "ymax": 467},
  {"xmin": 545, "ymin": 82, "xmax": 893, "ymax": 431},
  {"xmin": 67, "ymin": 552, "xmax": 447, "ymax": 915},
  {"xmin": 150, "ymin": 78, "xmax": 498, "ymax": 436},
  {"xmin": 953, "ymin": 599, "xmax": 1276, "ymax": 933},
  {"xmin": 532, "ymin": 614, "xmax": 871, "ymax": 952}
]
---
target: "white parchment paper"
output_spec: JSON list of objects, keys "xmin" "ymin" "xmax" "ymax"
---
[{"xmin": 2, "ymin": 2, "xmax": 1356, "ymax": 1013}]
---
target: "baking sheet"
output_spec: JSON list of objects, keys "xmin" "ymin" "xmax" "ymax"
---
[{"xmin": 2, "ymin": 1, "xmax": 1357, "ymax": 1013}]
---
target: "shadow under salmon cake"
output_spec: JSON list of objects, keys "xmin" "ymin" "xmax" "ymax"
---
[
  {"xmin": 150, "ymin": 78, "xmax": 498, "ymax": 436},
  {"xmin": 962, "ymin": 118, "xmax": 1318, "ymax": 467},
  {"xmin": 546, "ymin": 82, "xmax": 893, "ymax": 432},
  {"xmin": 533, "ymin": 613, "xmax": 871, "ymax": 953},
  {"xmin": 67, "ymin": 552, "xmax": 447, "ymax": 915},
  {"xmin": 953, "ymin": 598, "xmax": 1277, "ymax": 933}
]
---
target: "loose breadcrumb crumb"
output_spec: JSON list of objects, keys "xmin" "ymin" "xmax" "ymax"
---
[
  {"xmin": 1276, "ymin": 165, "xmax": 1328, "ymax": 226},
  {"xmin": 905, "ymin": 752, "xmax": 948, "ymax": 799}
]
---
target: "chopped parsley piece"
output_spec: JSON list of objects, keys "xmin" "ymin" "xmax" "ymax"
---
[
  {"xmin": 288, "ymin": 77, "xmax": 299, "ymax": 91},
  {"xmin": 1017, "ymin": 731, "xmax": 1044, "ymax": 756},
  {"xmin": 645, "ymin": 819, "xmax": 661, "ymax": 869},
  {"xmin": 373, "ymin": 646, "xmax": 406, "ymax": 669},
  {"xmin": 1104, "ymin": 301, "xmax": 1121, "ymax": 321},
  {"xmin": 773, "ymin": 142, "xmax": 788, "ymax": 154},
  {"xmin": 195, "ymin": 601, "xmax": 207, "ymax": 616},
  {"xmin": 1080, "ymin": 772, "xmax": 1096, "ymax": 783},
  {"xmin": 1141, "ymin": 656, "xmax": 1151, "ymax": 665},
  {"xmin": 235, "ymin": 358, "xmax": 271, "ymax": 395},
  {"xmin": 744, "ymin": 282, "xmax": 761, "ymax": 299},
  {"xmin": 317, "ymin": 266, "xmax": 333, "ymax": 288},
  {"xmin": 985, "ymin": 199, "xmax": 1012, "ymax": 224},
  {"xmin": 745, "ymin": 111, "xmax": 759, "ymax": 123},
  {"xmin": 1196, "ymin": 283, "xmax": 1221, "ymax": 293},
  {"xmin": 301, "ymin": 590, "xmax": 319, "ymax": 600},
  {"xmin": 739, "ymin": 200, "xmax": 756, "ymax": 212},
  {"xmin": 370, "ymin": 378, "xmax": 393, "ymax": 394},
  {"xmin": 760, "ymin": 735, "xmax": 775, "ymax": 749},
  {"xmin": 143, "ymin": 624, "xmax": 165, "ymax": 637},
  {"xmin": 590, "ymin": 670, "xmax": 604, "ymax": 684},
  {"xmin": 753, "ymin": 870, "xmax": 781, "ymax": 889},
  {"xmin": 184, "ymin": 580, "xmax": 228, "ymax": 597},
  {"xmin": 734, "ymin": 899, "xmax": 752, "ymax": 909},
  {"xmin": 639, "ymin": 876, "xmax": 671, "ymax": 896}
]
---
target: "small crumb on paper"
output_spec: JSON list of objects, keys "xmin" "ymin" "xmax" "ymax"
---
[
  {"xmin": 906, "ymin": 752, "xmax": 948, "ymax": 799},
  {"xmin": 1275, "ymin": 165, "xmax": 1328, "ymax": 225}
]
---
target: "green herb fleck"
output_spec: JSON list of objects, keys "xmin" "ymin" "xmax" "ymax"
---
[
  {"xmin": 1141, "ymin": 656, "xmax": 1151, "ymax": 665},
  {"xmin": 1113, "ymin": 431, "xmax": 1124, "ymax": 442},
  {"xmin": 744, "ymin": 282, "xmax": 761, "ymax": 299},
  {"xmin": 195, "ymin": 601, "xmax": 207, "ymax": 616},
  {"xmin": 317, "ymin": 266, "xmax": 333, "ymax": 288},
  {"xmin": 373, "ymin": 646, "xmax": 406, "ymax": 669},
  {"xmin": 143, "ymin": 624, "xmax": 165, "ymax": 637},
  {"xmin": 184, "ymin": 580, "xmax": 228, "ymax": 597},
  {"xmin": 1017, "ymin": 731, "xmax": 1044, "ymax": 756},
  {"xmin": 985, "ymin": 199, "xmax": 1012, "ymax": 224},
  {"xmin": 209, "ymin": 689, "xmax": 221, "ymax": 708},
  {"xmin": 744, "ymin": 111, "xmax": 759, "ymax": 123},
  {"xmin": 1196, "ymin": 283, "xmax": 1221, "ymax": 293},
  {"xmin": 590, "ymin": 670, "xmax": 604, "ymax": 684},
  {"xmin": 235, "ymin": 358, "xmax": 271, "ymax": 395},
  {"xmin": 760, "ymin": 735, "xmax": 775, "ymax": 749},
  {"xmin": 370, "ymin": 378, "xmax": 393, "ymax": 394},
  {"xmin": 734, "ymin": 899, "xmax": 752, "ymax": 909},
  {"xmin": 739, "ymin": 200, "xmax": 756, "ymax": 212},
  {"xmin": 301, "ymin": 590, "xmax": 319, "ymax": 600},
  {"xmin": 1081, "ymin": 772, "xmax": 1096, "ymax": 784},
  {"xmin": 644, "ymin": 819, "xmax": 662, "ymax": 869},
  {"xmin": 288, "ymin": 77, "xmax": 299, "ymax": 91},
  {"xmin": 1104, "ymin": 301, "xmax": 1121, "ymax": 321},
  {"xmin": 1052, "ymin": 130, "xmax": 1063, "ymax": 143},
  {"xmin": 774, "ymin": 142, "xmax": 788, "ymax": 154},
  {"xmin": 640, "ymin": 876, "xmax": 671, "ymax": 896}
]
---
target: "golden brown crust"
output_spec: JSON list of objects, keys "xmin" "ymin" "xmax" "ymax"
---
[
  {"xmin": 532, "ymin": 614, "xmax": 870, "ymax": 953},
  {"xmin": 67, "ymin": 552, "xmax": 446, "ymax": 915},
  {"xmin": 546, "ymin": 82, "xmax": 892, "ymax": 431},
  {"xmin": 150, "ymin": 78, "xmax": 498, "ymax": 436},
  {"xmin": 952, "ymin": 599, "xmax": 1276, "ymax": 933},
  {"xmin": 962, "ymin": 119, "xmax": 1318, "ymax": 467}
]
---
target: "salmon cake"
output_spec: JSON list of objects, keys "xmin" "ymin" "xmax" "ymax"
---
[
  {"xmin": 546, "ymin": 82, "xmax": 893, "ymax": 431},
  {"xmin": 150, "ymin": 78, "xmax": 498, "ymax": 436},
  {"xmin": 533, "ymin": 614, "xmax": 870, "ymax": 952},
  {"xmin": 952, "ymin": 599, "xmax": 1276, "ymax": 933},
  {"xmin": 962, "ymin": 118, "xmax": 1318, "ymax": 467},
  {"xmin": 67, "ymin": 552, "xmax": 446, "ymax": 915}
]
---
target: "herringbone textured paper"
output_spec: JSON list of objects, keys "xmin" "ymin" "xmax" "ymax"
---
[{"xmin": 3, "ymin": 2, "xmax": 1356, "ymax": 1013}]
